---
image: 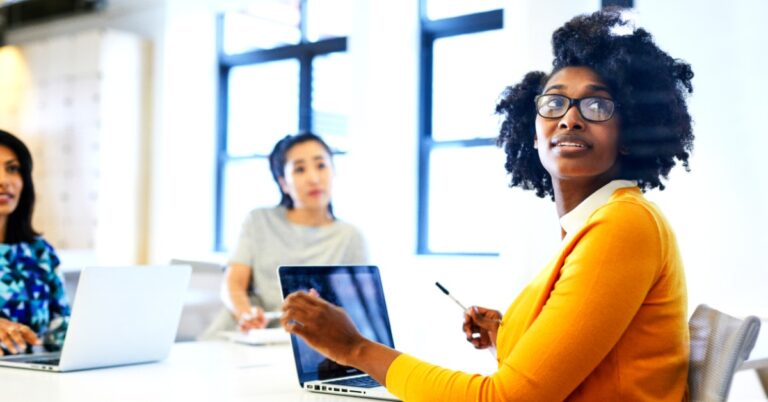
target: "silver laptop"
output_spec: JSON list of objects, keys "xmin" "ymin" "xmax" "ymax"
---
[
  {"xmin": 0, "ymin": 265, "xmax": 191, "ymax": 372},
  {"xmin": 278, "ymin": 265, "xmax": 400, "ymax": 401}
]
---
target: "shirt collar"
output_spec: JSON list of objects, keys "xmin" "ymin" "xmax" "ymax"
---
[{"xmin": 559, "ymin": 179, "xmax": 638, "ymax": 240}]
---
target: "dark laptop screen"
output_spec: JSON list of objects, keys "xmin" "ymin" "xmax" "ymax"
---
[{"xmin": 278, "ymin": 265, "xmax": 395, "ymax": 385}]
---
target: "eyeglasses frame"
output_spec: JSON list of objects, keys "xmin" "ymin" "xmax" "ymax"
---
[{"xmin": 534, "ymin": 94, "xmax": 618, "ymax": 123}]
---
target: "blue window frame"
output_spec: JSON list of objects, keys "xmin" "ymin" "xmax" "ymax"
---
[
  {"xmin": 602, "ymin": 0, "xmax": 633, "ymax": 8},
  {"xmin": 417, "ymin": 4, "xmax": 504, "ymax": 255},
  {"xmin": 215, "ymin": 1, "xmax": 350, "ymax": 251}
]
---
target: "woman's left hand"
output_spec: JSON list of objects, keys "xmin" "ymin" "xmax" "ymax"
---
[
  {"xmin": 0, "ymin": 318, "xmax": 40, "ymax": 355},
  {"xmin": 237, "ymin": 307, "xmax": 268, "ymax": 332},
  {"xmin": 280, "ymin": 289, "xmax": 366, "ymax": 367},
  {"xmin": 463, "ymin": 306, "xmax": 502, "ymax": 350}
]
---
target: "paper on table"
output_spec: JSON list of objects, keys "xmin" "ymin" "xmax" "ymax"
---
[{"xmin": 221, "ymin": 328, "xmax": 291, "ymax": 345}]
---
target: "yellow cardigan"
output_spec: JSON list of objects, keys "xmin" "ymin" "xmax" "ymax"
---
[{"xmin": 386, "ymin": 187, "xmax": 689, "ymax": 401}]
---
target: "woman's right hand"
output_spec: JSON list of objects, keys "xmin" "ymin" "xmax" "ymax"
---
[
  {"xmin": 281, "ymin": 289, "xmax": 368, "ymax": 367},
  {"xmin": 463, "ymin": 306, "xmax": 502, "ymax": 350},
  {"xmin": 237, "ymin": 307, "xmax": 268, "ymax": 332},
  {"xmin": 0, "ymin": 318, "xmax": 40, "ymax": 355}
]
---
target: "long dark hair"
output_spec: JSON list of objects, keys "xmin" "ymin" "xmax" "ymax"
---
[
  {"xmin": 268, "ymin": 132, "xmax": 335, "ymax": 216},
  {"xmin": 0, "ymin": 129, "xmax": 40, "ymax": 243}
]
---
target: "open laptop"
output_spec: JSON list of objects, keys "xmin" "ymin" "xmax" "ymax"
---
[
  {"xmin": 279, "ymin": 265, "xmax": 400, "ymax": 401},
  {"xmin": 0, "ymin": 264, "xmax": 191, "ymax": 372}
]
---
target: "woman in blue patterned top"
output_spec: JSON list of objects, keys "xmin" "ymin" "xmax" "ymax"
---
[{"xmin": 0, "ymin": 129, "xmax": 70, "ymax": 356}]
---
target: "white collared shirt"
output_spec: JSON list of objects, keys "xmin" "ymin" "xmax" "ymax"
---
[{"xmin": 559, "ymin": 179, "xmax": 638, "ymax": 243}]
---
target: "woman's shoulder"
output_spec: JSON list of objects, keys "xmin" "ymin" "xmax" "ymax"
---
[
  {"xmin": 247, "ymin": 206, "xmax": 280, "ymax": 216},
  {"xmin": 594, "ymin": 188, "xmax": 668, "ymax": 233},
  {"xmin": 32, "ymin": 236, "xmax": 56, "ymax": 248},
  {"xmin": 0, "ymin": 237, "xmax": 60, "ymax": 270},
  {"xmin": 244, "ymin": 206, "xmax": 288, "ymax": 224},
  {"xmin": 30, "ymin": 237, "xmax": 59, "ymax": 260},
  {"xmin": 330, "ymin": 218, "xmax": 365, "ymax": 238},
  {"xmin": 20, "ymin": 237, "xmax": 57, "ymax": 253},
  {"xmin": 1, "ymin": 237, "xmax": 56, "ymax": 252}
]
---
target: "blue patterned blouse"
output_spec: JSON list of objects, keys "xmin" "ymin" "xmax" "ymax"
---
[{"xmin": 0, "ymin": 238, "xmax": 70, "ymax": 351}]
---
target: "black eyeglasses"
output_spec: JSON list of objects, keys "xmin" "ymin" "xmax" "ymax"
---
[{"xmin": 534, "ymin": 94, "xmax": 617, "ymax": 122}]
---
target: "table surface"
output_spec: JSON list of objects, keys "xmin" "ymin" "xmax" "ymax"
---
[
  {"xmin": 2, "ymin": 334, "xmax": 767, "ymax": 402},
  {"xmin": 0, "ymin": 341, "xmax": 363, "ymax": 402}
]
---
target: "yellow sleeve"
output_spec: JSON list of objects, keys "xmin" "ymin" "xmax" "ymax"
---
[{"xmin": 385, "ymin": 201, "xmax": 664, "ymax": 401}]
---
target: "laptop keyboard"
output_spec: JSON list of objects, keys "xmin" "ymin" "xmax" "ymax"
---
[{"xmin": 326, "ymin": 376, "xmax": 381, "ymax": 388}]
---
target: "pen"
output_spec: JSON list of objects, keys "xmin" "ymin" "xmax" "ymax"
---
[
  {"xmin": 434, "ymin": 282, "xmax": 502, "ymax": 324},
  {"xmin": 435, "ymin": 281, "xmax": 468, "ymax": 311},
  {"xmin": 241, "ymin": 309, "xmax": 282, "ymax": 322}
]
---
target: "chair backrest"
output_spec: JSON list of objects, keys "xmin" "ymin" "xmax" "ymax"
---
[
  {"xmin": 688, "ymin": 304, "xmax": 761, "ymax": 402},
  {"xmin": 170, "ymin": 259, "xmax": 226, "ymax": 341}
]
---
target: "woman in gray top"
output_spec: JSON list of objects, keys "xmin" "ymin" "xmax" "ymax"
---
[{"xmin": 211, "ymin": 133, "xmax": 368, "ymax": 335}]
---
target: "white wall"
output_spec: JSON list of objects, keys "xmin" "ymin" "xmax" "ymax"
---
[
  {"xmin": 5, "ymin": 0, "xmax": 217, "ymax": 265},
  {"xmin": 5, "ymin": 1, "xmax": 163, "ymax": 266},
  {"xmin": 631, "ymin": 0, "xmax": 768, "ymax": 317},
  {"xmin": 146, "ymin": 0, "xmax": 219, "ymax": 264}
]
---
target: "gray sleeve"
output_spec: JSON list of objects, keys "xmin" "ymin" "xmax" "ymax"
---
[
  {"xmin": 341, "ymin": 226, "xmax": 369, "ymax": 265},
  {"xmin": 229, "ymin": 211, "xmax": 255, "ymax": 266}
]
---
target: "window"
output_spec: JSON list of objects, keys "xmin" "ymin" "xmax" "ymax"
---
[
  {"xmin": 215, "ymin": 0, "xmax": 351, "ymax": 251},
  {"xmin": 418, "ymin": 2, "xmax": 505, "ymax": 255},
  {"xmin": 602, "ymin": 0, "xmax": 634, "ymax": 8},
  {"xmin": 425, "ymin": 0, "xmax": 503, "ymax": 20}
]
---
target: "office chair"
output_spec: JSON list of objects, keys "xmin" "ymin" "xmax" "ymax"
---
[
  {"xmin": 170, "ymin": 259, "xmax": 226, "ymax": 341},
  {"xmin": 688, "ymin": 304, "xmax": 761, "ymax": 402}
]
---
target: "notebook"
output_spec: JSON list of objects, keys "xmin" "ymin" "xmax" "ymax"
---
[
  {"xmin": 278, "ymin": 265, "xmax": 400, "ymax": 401},
  {"xmin": 0, "ymin": 264, "xmax": 191, "ymax": 372}
]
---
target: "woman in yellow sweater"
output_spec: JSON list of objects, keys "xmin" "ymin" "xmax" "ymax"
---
[{"xmin": 281, "ymin": 9, "xmax": 695, "ymax": 401}]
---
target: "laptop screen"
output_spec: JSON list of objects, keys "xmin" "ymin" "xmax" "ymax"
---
[{"xmin": 278, "ymin": 265, "xmax": 395, "ymax": 385}]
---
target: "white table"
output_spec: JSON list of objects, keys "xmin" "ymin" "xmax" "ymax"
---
[
  {"xmin": 0, "ymin": 341, "xmax": 362, "ymax": 402},
  {"xmin": 4, "ymin": 337, "xmax": 766, "ymax": 401}
]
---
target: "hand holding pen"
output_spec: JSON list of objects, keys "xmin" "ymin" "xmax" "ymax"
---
[
  {"xmin": 238, "ymin": 307, "xmax": 283, "ymax": 332},
  {"xmin": 463, "ymin": 306, "xmax": 502, "ymax": 350},
  {"xmin": 435, "ymin": 282, "xmax": 502, "ymax": 350}
]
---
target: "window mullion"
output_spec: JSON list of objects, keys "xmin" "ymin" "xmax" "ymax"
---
[
  {"xmin": 215, "ymin": 13, "xmax": 228, "ymax": 251},
  {"xmin": 417, "ymin": 25, "xmax": 435, "ymax": 254},
  {"xmin": 299, "ymin": 52, "xmax": 312, "ymax": 132}
]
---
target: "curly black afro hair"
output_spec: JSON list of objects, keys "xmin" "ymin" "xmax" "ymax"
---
[{"xmin": 496, "ymin": 8, "xmax": 694, "ymax": 199}]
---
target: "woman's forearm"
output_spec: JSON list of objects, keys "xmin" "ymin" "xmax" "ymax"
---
[
  {"xmin": 222, "ymin": 265, "xmax": 254, "ymax": 318},
  {"xmin": 223, "ymin": 284, "xmax": 252, "ymax": 318},
  {"xmin": 350, "ymin": 339, "xmax": 402, "ymax": 386}
]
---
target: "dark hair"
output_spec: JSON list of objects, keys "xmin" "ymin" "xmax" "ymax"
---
[
  {"xmin": 268, "ymin": 132, "xmax": 335, "ymax": 215},
  {"xmin": 496, "ymin": 8, "xmax": 694, "ymax": 199},
  {"xmin": 0, "ymin": 129, "xmax": 40, "ymax": 243}
]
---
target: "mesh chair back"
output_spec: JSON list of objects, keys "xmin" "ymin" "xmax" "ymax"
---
[{"xmin": 688, "ymin": 304, "xmax": 761, "ymax": 402}]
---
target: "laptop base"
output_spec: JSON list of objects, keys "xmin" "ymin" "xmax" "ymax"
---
[{"xmin": 304, "ymin": 382, "xmax": 400, "ymax": 401}]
